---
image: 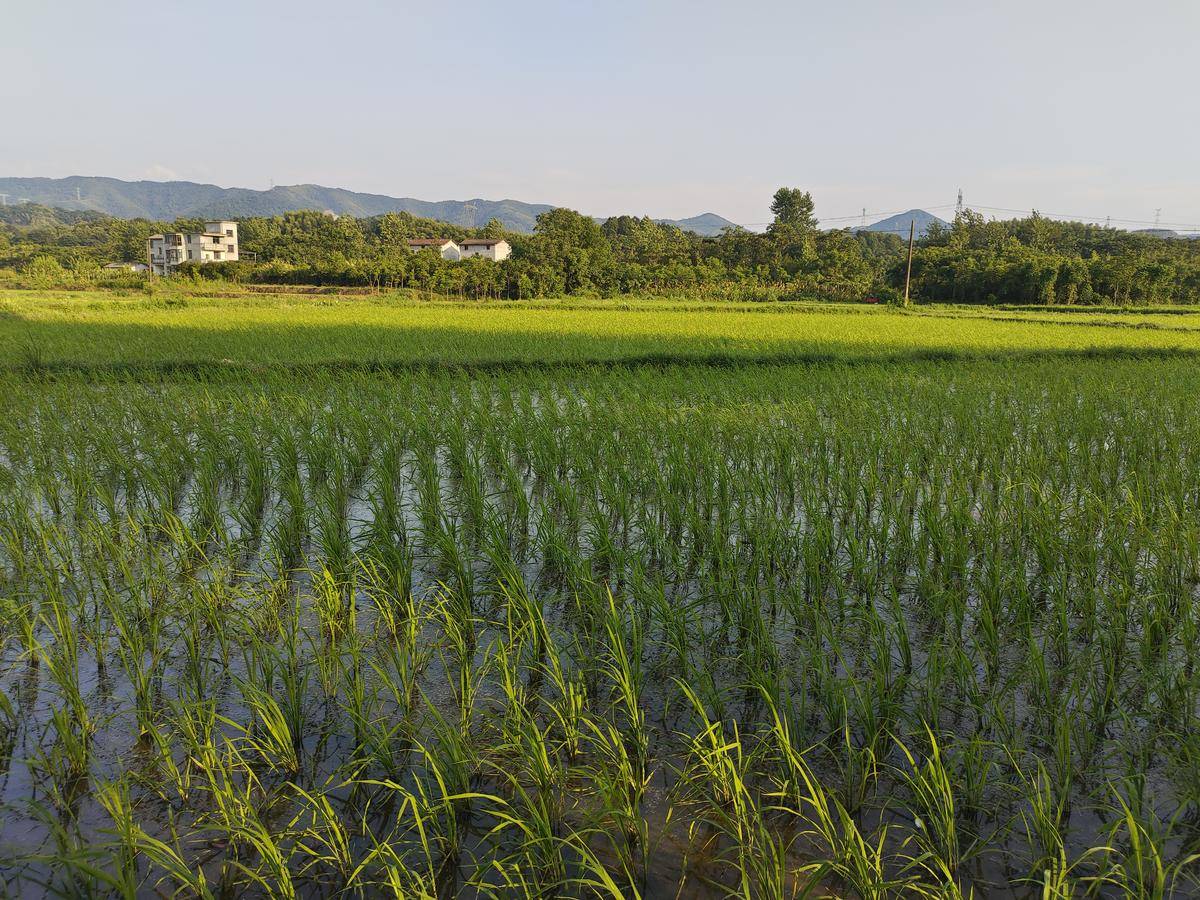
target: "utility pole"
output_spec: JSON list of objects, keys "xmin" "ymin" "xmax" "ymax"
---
[{"xmin": 903, "ymin": 219, "xmax": 915, "ymax": 307}]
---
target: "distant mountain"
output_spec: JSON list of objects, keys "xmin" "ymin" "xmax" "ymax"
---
[
  {"xmin": 593, "ymin": 211, "xmax": 738, "ymax": 236},
  {"xmin": 655, "ymin": 212, "xmax": 738, "ymax": 236},
  {"xmin": 0, "ymin": 176, "xmax": 734, "ymax": 235},
  {"xmin": 856, "ymin": 209, "xmax": 950, "ymax": 238},
  {"xmin": 0, "ymin": 176, "xmax": 555, "ymax": 232}
]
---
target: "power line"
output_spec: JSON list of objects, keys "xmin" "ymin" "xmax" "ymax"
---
[
  {"xmin": 964, "ymin": 202, "xmax": 1200, "ymax": 230},
  {"xmin": 824, "ymin": 203, "xmax": 957, "ymax": 223},
  {"xmin": 736, "ymin": 203, "xmax": 957, "ymax": 230},
  {"xmin": 766, "ymin": 199, "xmax": 1200, "ymax": 233}
]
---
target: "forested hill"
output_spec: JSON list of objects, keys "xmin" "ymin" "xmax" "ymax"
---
[
  {"xmin": 0, "ymin": 176, "xmax": 737, "ymax": 236},
  {"xmin": 0, "ymin": 177, "xmax": 555, "ymax": 231},
  {"xmin": 858, "ymin": 209, "xmax": 950, "ymax": 238},
  {"xmin": 657, "ymin": 213, "xmax": 739, "ymax": 234}
]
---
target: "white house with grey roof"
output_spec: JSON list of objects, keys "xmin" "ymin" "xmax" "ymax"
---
[
  {"xmin": 404, "ymin": 237, "xmax": 511, "ymax": 261},
  {"xmin": 459, "ymin": 238, "xmax": 511, "ymax": 261},
  {"xmin": 405, "ymin": 237, "xmax": 461, "ymax": 260}
]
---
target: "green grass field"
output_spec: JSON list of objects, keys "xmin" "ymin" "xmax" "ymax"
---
[
  {"xmin": 2, "ymin": 290, "xmax": 1200, "ymax": 897},
  {"xmin": 5, "ymin": 289, "xmax": 1200, "ymax": 372}
]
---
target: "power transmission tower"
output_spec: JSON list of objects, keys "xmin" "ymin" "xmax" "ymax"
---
[
  {"xmin": 1155, "ymin": 208, "xmax": 1162, "ymax": 228},
  {"xmin": 0, "ymin": 194, "xmax": 7, "ymax": 206},
  {"xmin": 1105, "ymin": 216, "xmax": 1110, "ymax": 228},
  {"xmin": 76, "ymin": 186, "xmax": 82, "ymax": 203},
  {"xmin": 861, "ymin": 207, "xmax": 866, "ymax": 229},
  {"xmin": 956, "ymin": 188, "xmax": 963, "ymax": 216}
]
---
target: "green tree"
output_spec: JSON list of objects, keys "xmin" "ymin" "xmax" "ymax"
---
[
  {"xmin": 376, "ymin": 212, "xmax": 416, "ymax": 245},
  {"xmin": 24, "ymin": 254, "xmax": 67, "ymax": 288},
  {"xmin": 767, "ymin": 188, "xmax": 819, "ymax": 272},
  {"xmin": 769, "ymin": 188, "xmax": 818, "ymax": 232},
  {"xmin": 534, "ymin": 207, "xmax": 607, "ymax": 254}
]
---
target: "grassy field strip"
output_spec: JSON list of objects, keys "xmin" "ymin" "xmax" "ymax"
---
[
  {"xmin": 4, "ymin": 294, "xmax": 1200, "ymax": 371},
  {"xmin": 0, "ymin": 290, "xmax": 891, "ymax": 319},
  {"xmin": 915, "ymin": 306, "xmax": 1200, "ymax": 331}
]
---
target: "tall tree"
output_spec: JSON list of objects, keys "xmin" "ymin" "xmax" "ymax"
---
[
  {"xmin": 768, "ymin": 187, "xmax": 819, "ymax": 270},
  {"xmin": 769, "ymin": 188, "xmax": 818, "ymax": 232}
]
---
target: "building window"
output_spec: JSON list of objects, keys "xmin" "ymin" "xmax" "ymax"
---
[
  {"xmin": 227, "ymin": 244, "xmax": 235, "ymax": 252},
  {"xmin": 225, "ymin": 229, "xmax": 233, "ymax": 236}
]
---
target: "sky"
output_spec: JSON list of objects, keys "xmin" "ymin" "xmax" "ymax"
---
[{"xmin": 4, "ymin": 0, "xmax": 1199, "ymax": 229}]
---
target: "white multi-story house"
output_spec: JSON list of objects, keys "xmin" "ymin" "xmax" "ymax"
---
[
  {"xmin": 148, "ymin": 221, "xmax": 239, "ymax": 275},
  {"xmin": 459, "ymin": 238, "xmax": 511, "ymax": 261},
  {"xmin": 405, "ymin": 238, "xmax": 461, "ymax": 261}
]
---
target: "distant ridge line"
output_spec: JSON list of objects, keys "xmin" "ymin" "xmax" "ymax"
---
[{"xmin": 0, "ymin": 176, "xmax": 739, "ymax": 236}]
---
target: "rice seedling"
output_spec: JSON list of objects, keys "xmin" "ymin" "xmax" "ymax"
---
[{"xmin": 3, "ymin": 300, "xmax": 1200, "ymax": 895}]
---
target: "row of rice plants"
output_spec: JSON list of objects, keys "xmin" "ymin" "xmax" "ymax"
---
[{"xmin": 1, "ymin": 357, "xmax": 1199, "ymax": 896}]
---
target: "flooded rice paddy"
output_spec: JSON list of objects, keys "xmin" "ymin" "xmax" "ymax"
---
[{"xmin": 2, "ymin": 359, "xmax": 1200, "ymax": 897}]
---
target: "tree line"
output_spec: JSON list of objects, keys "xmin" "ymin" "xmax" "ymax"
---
[
  {"xmin": 906, "ymin": 211, "xmax": 1200, "ymax": 305},
  {"xmin": 3, "ymin": 190, "xmax": 1199, "ymax": 305}
]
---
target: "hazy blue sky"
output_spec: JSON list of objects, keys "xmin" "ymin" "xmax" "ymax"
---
[{"xmin": 4, "ymin": 1, "xmax": 1198, "ymax": 227}]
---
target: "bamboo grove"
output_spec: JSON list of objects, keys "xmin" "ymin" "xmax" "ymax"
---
[{"xmin": 2, "ymin": 357, "xmax": 1200, "ymax": 896}]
